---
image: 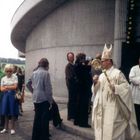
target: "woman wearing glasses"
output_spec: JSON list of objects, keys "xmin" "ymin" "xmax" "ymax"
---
[{"xmin": 0, "ymin": 64, "xmax": 18, "ymax": 135}]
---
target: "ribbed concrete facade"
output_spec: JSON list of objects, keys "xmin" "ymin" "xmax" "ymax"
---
[{"xmin": 11, "ymin": 0, "xmax": 127, "ymax": 97}]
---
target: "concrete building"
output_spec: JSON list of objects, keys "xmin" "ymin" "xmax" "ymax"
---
[{"xmin": 11, "ymin": 0, "xmax": 140, "ymax": 97}]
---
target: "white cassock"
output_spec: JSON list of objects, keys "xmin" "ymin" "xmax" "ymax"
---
[
  {"xmin": 91, "ymin": 66, "xmax": 138, "ymax": 140},
  {"xmin": 129, "ymin": 65, "xmax": 140, "ymax": 105},
  {"xmin": 91, "ymin": 84, "xmax": 95, "ymax": 102}
]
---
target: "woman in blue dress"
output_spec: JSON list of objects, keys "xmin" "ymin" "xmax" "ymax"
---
[{"xmin": 0, "ymin": 64, "xmax": 18, "ymax": 135}]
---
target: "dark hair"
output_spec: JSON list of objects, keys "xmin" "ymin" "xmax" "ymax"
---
[
  {"xmin": 38, "ymin": 58, "xmax": 49, "ymax": 68},
  {"xmin": 67, "ymin": 52, "xmax": 74, "ymax": 60},
  {"xmin": 17, "ymin": 67, "xmax": 22, "ymax": 74},
  {"xmin": 13, "ymin": 65, "xmax": 18, "ymax": 73},
  {"xmin": 75, "ymin": 53, "xmax": 86, "ymax": 64}
]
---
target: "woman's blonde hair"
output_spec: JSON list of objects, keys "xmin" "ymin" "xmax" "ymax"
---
[{"xmin": 4, "ymin": 64, "xmax": 14, "ymax": 72}]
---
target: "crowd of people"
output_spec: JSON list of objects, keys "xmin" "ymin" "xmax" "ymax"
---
[
  {"xmin": 0, "ymin": 43, "xmax": 139, "ymax": 140},
  {"xmin": 65, "ymin": 52, "xmax": 93, "ymax": 127},
  {"xmin": 65, "ymin": 44, "xmax": 140, "ymax": 140}
]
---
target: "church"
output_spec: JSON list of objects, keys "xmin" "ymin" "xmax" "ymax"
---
[{"xmin": 11, "ymin": 0, "xmax": 140, "ymax": 97}]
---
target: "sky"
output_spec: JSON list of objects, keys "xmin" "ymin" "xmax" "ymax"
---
[{"xmin": 0, "ymin": 0, "xmax": 24, "ymax": 59}]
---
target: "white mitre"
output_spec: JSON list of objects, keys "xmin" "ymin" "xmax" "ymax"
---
[{"xmin": 101, "ymin": 44, "xmax": 113, "ymax": 61}]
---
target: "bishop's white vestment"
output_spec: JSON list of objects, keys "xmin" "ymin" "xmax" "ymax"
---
[{"xmin": 92, "ymin": 66, "xmax": 138, "ymax": 140}]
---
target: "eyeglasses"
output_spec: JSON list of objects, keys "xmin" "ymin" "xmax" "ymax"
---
[
  {"xmin": 101, "ymin": 59, "xmax": 109, "ymax": 63},
  {"xmin": 6, "ymin": 71, "xmax": 12, "ymax": 73}
]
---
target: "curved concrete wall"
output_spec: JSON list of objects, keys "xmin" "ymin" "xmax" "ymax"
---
[
  {"xmin": 25, "ymin": 0, "xmax": 115, "ymax": 97},
  {"xmin": 11, "ymin": 0, "xmax": 67, "ymax": 52}
]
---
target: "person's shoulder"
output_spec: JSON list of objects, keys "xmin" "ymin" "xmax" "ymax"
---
[
  {"xmin": 42, "ymin": 70, "xmax": 50, "ymax": 79},
  {"xmin": 131, "ymin": 65, "xmax": 139, "ymax": 70},
  {"xmin": 11, "ymin": 74, "xmax": 18, "ymax": 82},
  {"xmin": 39, "ymin": 69, "xmax": 49, "ymax": 75},
  {"xmin": 66, "ymin": 62, "xmax": 72, "ymax": 67},
  {"xmin": 12, "ymin": 74, "xmax": 18, "ymax": 78},
  {"xmin": 66, "ymin": 63, "xmax": 73, "ymax": 70},
  {"xmin": 113, "ymin": 68, "xmax": 127, "ymax": 78},
  {"xmin": 113, "ymin": 67, "xmax": 121, "ymax": 75},
  {"xmin": 12, "ymin": 73, "xmax": 18, "ymax": 78},
  {"xmin": 34, "ymin": 68, "xmax": 48, "ymax": 74}
]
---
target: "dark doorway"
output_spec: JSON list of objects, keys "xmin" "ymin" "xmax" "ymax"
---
[{"xmin": 120, "ymin": 42, "xmax": 140, "ymax": 81}]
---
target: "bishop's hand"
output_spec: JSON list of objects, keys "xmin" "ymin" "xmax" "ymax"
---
[{"xmin": 109, "ymin": 84, "xmax": 115, "ymax": 92}]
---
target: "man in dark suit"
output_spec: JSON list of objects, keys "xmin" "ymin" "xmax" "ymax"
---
[{"xmin": 65, "ymin": 52, "xmax": 77, "ymax": 121}]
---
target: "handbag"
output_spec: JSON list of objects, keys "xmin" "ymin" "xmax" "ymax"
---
[{"xmin": 15, "ymin": 92, "xmax": 22, "ymax": 100}]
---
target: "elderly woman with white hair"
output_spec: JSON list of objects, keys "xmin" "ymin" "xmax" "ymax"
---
[{"xmin": 0, "ymin": 64, "xmax": 18, "ymax": 135}]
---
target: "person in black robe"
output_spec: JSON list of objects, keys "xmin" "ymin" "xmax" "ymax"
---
[
  {"xmin": 74, "ymin": 53, "xmax": 92, "ymax": 128},
  {"xmin": 65, "ymin": 52, "xmax": 77, "ymax": 120}
]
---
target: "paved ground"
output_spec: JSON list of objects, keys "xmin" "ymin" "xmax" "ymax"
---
[
  {"xmin": 0, "ymin": 94, "xmax": 92, "ymax": 140},
  {"xmin": 1, "ymin": 93, "xmax": 139, "ymax": 140}
]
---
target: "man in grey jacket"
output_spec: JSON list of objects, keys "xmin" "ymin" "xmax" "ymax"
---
[{"xmin": 27, "ymin": 58, "xmax": 53, "ymax": 140}]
